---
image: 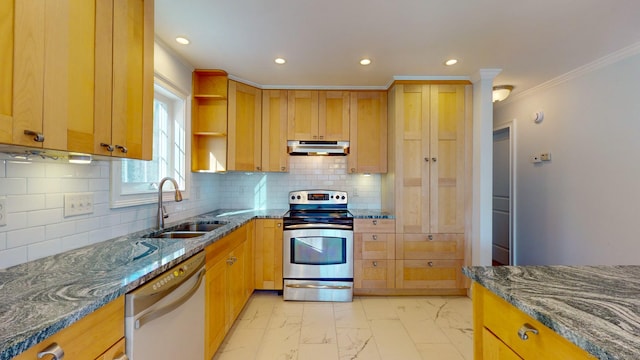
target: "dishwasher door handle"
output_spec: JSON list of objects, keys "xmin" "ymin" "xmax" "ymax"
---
[{"xmin": 135, "ymin": 268, "xmax": 206, "ymax": 329}]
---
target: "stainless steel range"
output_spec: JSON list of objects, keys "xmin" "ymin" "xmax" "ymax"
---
[{"xmin": 283, "ymin": 190, "xmax": 354, "ymax": 302}]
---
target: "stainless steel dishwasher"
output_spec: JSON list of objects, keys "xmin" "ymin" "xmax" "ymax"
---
[{"xmin": 125, "ymin": 251, "xmax": 206, "ymax": 360}]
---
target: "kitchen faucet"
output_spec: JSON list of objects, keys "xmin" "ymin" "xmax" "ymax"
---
[{"xmin": 157, "ymin": 177, "xmax": 183, "ymax": 229}]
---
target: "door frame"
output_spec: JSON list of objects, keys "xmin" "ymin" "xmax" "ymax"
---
[{"xmin": 493, "ymin": 121, "xmax": 517, "ymax": 264}]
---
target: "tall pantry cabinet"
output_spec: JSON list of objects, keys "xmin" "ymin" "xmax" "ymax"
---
[{"xmin": 383, "ymin": 82, "xmax": 472, "ymax": 294}]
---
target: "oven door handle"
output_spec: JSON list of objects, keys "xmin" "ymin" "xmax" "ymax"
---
[
  {"xmin": 134, "ymin": 268, "xmax": 206, "ymax": 329},
  {"xmin": 284, "ymin": 224, "xmax": 353, "ymax": 230},
  {"xmin": 286, "ymin": 283, "xmax": 352, "ymax": 290}
]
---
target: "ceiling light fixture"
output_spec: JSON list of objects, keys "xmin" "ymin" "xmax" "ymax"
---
[
  {"xmin": 492, "ymin": 85, "xmax": 514, "ymax": 102},
  {"xmin": 444, "ymin": 59, "xmax": 458, "ymax": 66},
  {"xmin": 360, "ymin": 58, "xmax": 371, "ymax": 66},
  {"xmin": 175, "ymin": 36, "xmax": 190, "ymax": 45},
  {"xmin": 275, "ymin": 57, "xmax": 286, "ymax": 65}
]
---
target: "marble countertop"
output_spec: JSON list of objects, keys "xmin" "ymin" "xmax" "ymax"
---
[
  {"xmin": 0, "ymin": 208, "xmax": 392, "ymax": 359},
  {"xmin": 463, "ymin": 265, "xmax": 640, "ymax": 360}
]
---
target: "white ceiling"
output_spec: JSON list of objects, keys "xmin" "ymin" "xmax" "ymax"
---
[{"xmin": 155, "ymin": 0, "xmax": 640, "ymax": 96}]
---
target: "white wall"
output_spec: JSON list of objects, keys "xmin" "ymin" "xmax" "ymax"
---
[{"xmin": 494, "ymin": 47, "xmax": 640, "ymax": 265}]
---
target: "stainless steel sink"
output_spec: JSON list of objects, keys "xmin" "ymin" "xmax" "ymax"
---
[{"xmin": 143, "ymin": 221, "xmax": 228, "ymax": 239}]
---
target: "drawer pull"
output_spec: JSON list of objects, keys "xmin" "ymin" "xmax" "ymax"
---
[
  {"xmin": 24, "ymin": 130, "xmax": 45, "ymax": 142},
  {"xmin": 428, "ymin": 261, "xmax": 434, "ymax": 267},
  {"xmin": 372, "ymin": 235, "xmax": 378, "ymax": 240},
  {"xmin": 37, "ymin": 342, "xmax": 64, "ymax": 359},
  {"xmin": 427, "ymin": 234, "xmax": 433, "ymax": 241},
  {"xmin": 372, "ymin": 220, "xmax": 377, "ymax": 225},
  {"xmin": 518, "ymin": 323, "xmax": 539, "ymax": 340},
  {"xmin": 373, "ymin": 261, "xmax": 378, "ymax": 267},
  {"xmin": 100, "ymin": 143, "xmax": 114, "ymax": 152}
]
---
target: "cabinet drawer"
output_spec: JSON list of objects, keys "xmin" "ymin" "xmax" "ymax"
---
[
  {"xmin": 396, "ymin": 233, "xmax": 464, "ymax": 259},
  {"xmin": 354, "ymin": 219, "xmax": 395, "ymax": 233},
  {"xmin": 14, "ymin": 297, "xmax": 124, "ymax": 360},
  {"xmin": 482, "ymin": 328, "xmax": 522, "ymax": 360},
  {"xmin": 395, "ymin": 259, "xmax": 465, "ymax": 289},
  {"xmin": 354, "ymin": 232, "xmax": 395, "ymax": 259},
  {"xmin": 96, "ymin": 337, "xmax": 126, "ymax": 360},
  {"xmin": 482, "ymin": 286, "xmax": 594, "ymax": 359},
  {"xmin": 354, "ymin": 260, "xmax": 395, "ymax": 289}
]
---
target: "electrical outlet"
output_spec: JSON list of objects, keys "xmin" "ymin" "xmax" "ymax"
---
[
  {"xmin": 64, "ymin": 193, "xmax": 94, "ymax": 217},
  {"xmin": 530, "ymin": 154, "xmax": 542, "ymax": 164},
  {"xmin": 0, "ymin": 198, "xmax": 6, "ymax": 226},
  {"xmin": 540, "ymin": 152, "xmax": 552, "ymax": 161}
]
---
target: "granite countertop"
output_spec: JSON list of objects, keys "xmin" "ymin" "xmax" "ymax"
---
[
  {"xmin": 463, "ymin": 265, "xmax": 640, "ymax": 360},
  {"xmin": 0, "ymin": 208, "xmax": 392, "ymax": 359}
]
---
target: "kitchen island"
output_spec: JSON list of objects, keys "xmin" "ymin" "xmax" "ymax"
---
[{"xmin": 463, "ymin": 265, "xmax": 640, "ymax": 360}]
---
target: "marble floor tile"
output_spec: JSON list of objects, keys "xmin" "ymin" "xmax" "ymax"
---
[{"xmin": 213, "ymin": 292, "xmax": 473, "ymax": 360}]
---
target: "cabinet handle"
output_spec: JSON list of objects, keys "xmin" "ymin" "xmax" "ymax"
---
[
  {"xmin": 428, "ymin": 261, "xmax": 434, "ymax": 267},
  {"xmin": 518, "ymin": 323, "xmax": 539, "ymax": 340},
  {"xmin": 432, "ymin": 157, "xmax": 437, "ymax": 162},
  {"xmin": 427, "ymin": 234, "xmax": 433, "ymax": 241},
  {"xmin": 424, "ymin": 157, "xmax": 429, "ymax": 162},
  {"xmin": 312, "ymin": 135, "xmax": 318, "ymax": 139},
  {"xmin": 281, "ymin": 166, "xmax": 286, "ymax": 171},
  {"xmin": 372, "ymin": 220, "xmax": 377, "ymax": 226},
  {"xmin": 351, "ymin": 168, "xmax": 356, "ymax": 173},
  {"xmin": 24, "ymin": 130, "xmax": 45, "ymax": 143},
  {"xmin": 372, "ymin": 235, "xmax": 378, "ymax": 240},
  {"xmin": 226, "ymin": 258, "xmax": 234, "ymax": 265},
  {"xmin": 116, "ymin": 145, "xmax": 128, "ymax": 154},
  {"xmin": 256, "ymin": 166, "xmax": 261, "ymax": 171},
  {"xmin": 113, "ymin": 353, "xmax": 129, "ymax": 360},
  {"xmin": 37, "ymin": 342, "xmax": 64, "ymax": 359},
  {"xmin": 277, "ymin": 222, "xmax": 282, "ymax": 227},
  {"xmin": 319, "ymin": 135, "xmax": 324, "ymax": 139},
  {"xmin": 100, "ymin": 143, "xmax": 114, "ymax": 152},
  {"xmin": 372, "ymin": 261, "xmax": 378, "ymax": 267}
]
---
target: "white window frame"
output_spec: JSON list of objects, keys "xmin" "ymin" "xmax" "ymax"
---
[{"xmin": 110, "ymin": 75, "xmax": 191, "ymax": 208}]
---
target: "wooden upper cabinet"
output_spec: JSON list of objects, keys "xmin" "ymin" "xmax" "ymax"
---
[
  {"xmin": 228, "ymin": 80, "xmax": 262, "ymax": 171},
  {"xmin": 392, "ymin": 84, "xmax": 469, "ymax": 235},
  {"xmin": 4, "ymin": 0, "xmax": 153, "ymax": 159},
  {"xmin": 108, "ymin": 0, "xmax": 154, "ymax": 160},
  {"xmin": 0, "ymin": 0, "xmax": 14, "ymax": 144},
  {"xmin": 262, "ymin": 90, "xmax": 289, "ymax": 172},
  {"xmin": 287, "ymin": 90, "xmax": 349, "ymax": 141},
  {"xmin": 348, "ymin": 91, "xmax": 387, "ymax": 174},
  {"xmin": 191, "ymin": 70, "xmax": 228, "ymax": 172}
]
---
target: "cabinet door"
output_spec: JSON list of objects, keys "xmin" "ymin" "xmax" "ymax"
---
[
  {"xmin": 482, "ymin": 328, "xmax": 523, "ymax": 360},
  {"xmin": 395, "ymin": 84, "xmax": 431, "ymax": 234},
  {"xmin": 205, "ymin": 256, "xmax": 228, "ymax": 359},
  {"xmin": 349, "ymin": 91, "xmax": 387, "ymax": 173},
  {"xmin": 110, "ymin": 0, "xmax": 153, "ymax": 160},
  {"xmin": 228, "ymin": 80, "xmax": 262, "ymax": 171},
  {"xmin": 0, "ymin": 1, "xmax": 14, "ymax": 143},
  {"xmin": 355, "ymin": 232, "xmax": 395, "ymax": 260},
  {"xmin": 429, "ymin": 85, "xmax": 467, "ymax": 233},
  {"xmin": 262, "ymin": 90, "xmax": 289, "ymax": 172},
  {"xmin": 287, "ymin": 90, "xmax": 318, "ymax": 140},
  {"xmin": 354, "ymin": 259, "xmax": 395, "ymax": 289},
  {"xmin": 318, "ymin": 90, "xmax": 349, "ymax": 140},
  {"xmin": 395, "ymin": 259, "xmax": 465, "ymax": 289},
  {"xmin": 228, "ymin": 240, "xmax": 247, "ymax": 323},
  {"xmin": 254, "ymin": 219, "xmax": 284, "ymax": 290}
]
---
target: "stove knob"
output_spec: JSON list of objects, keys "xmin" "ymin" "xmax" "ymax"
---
[
  {"xmin": 291, "ymin": 196, "xmax": 295, "ymax": 200},
  {"xmin": 341, "ymin": 195, "xmax": 346, "ymax": 200},
  {"xmin": 297, "ymin": 195, "xmax": 301, "ymax": 200}
]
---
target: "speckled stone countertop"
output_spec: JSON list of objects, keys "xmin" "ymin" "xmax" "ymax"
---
[
  {"xmin": 0, "ymin": 208, "xmax": 392, "ymax": 359},
  {"xmin": 349, "ymin": 209, "xmax": 394, "ymax": 219},
  {"xmin": 463, "ymin": 265, "xmax": 640, "ymax": 360}
]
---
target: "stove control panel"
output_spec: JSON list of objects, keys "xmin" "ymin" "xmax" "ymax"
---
[{"xmin": 289, "ymin": 190, "xmax": 348, "ymax": 205}]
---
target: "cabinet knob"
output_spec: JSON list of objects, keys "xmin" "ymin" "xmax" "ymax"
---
[
  {"xmin": 37, "ymin": 342, "xmax": 64, "ymax": 359},
  {"xmin": 281, "ymin": 166, "xmax": 286, "ymax": 171},
  {"xmin": 518, "ymin": 323, "xmax": 539, "ymax": 340},
  {"xmin": 424, "ymin": 157, "xmax": 429, "ymax": 162},
  {"xmin": 116, "ymin": 145, "xmax": 128, "ymax": 154},
  {"xmin": 277, "ymin": 222, "xmax": 282, "ymax": 227},
  {"xmin": 319, "ymin": 135, "xmax": 324, "ymax": 139},
  {"xmin": 312, "ymin": 135, "xmax": 318, "ymax": 139},
  {"xmin": 372, "ymin": 235, "xmax": 378, "ymax": 240},
  {"xmin": 432, "ymin": 157, "xmax": 437, "ymax": 162},
  {"xmin": 427, "ymin": 234, "xmax": 433, "ymax": 241},
  {"xmin": 351, "ymin": 168, "xmax": 356, "ymax": 173},
  {"xmin": 24, "ymin": 130, "xmax": 45, "ymax": 143},
  {"xmin": 372, "ymin": 261, "xmax": 378, "ymax": 267},
  {"xmin": 226, "ymin": 258, "xmax": 234, "ymax": 265},
  {"xmin": 428, "ymin": 261, "xmax": 434, "ymax": 267},
  {"xmin": 256, "ymin": 166, "xmax": 261, "ymax": 171},
  {"xmin": 372, "ymin": 220, "xmax": 377, "ymax": 226},
  {"xmin": 100, "ymin": 143, "xmax": 114, "ymax": 152}
]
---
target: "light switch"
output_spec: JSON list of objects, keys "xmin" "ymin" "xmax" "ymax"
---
[{"xmin": 64, "ymin": 193, "xmax": 94, "ymax": 217}]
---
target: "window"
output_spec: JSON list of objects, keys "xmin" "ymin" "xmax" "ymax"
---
[{"xmin": 110, "ymin": 77, "xmax": 190, "ymax": 208}]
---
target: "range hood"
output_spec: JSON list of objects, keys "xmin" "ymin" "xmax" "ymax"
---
[{"xmin": 287, "ymin": 140, "xmax": 349, "ymax": 156}]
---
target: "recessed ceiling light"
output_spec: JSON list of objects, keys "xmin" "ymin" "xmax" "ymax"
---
[
  {"xmin": 175, "ymin": 37, "xmax": 190, "ymax": 45},
  {"xmin": 275, "ymin": 57, "xmax": 286, "ymax": 65},
  {"xmin": 360, "ymin": 58, "xmax": 372, "ymax": 66},
  {"xmin": 444, "ymin": 58, "xmax": 458, "ymax": 66}
]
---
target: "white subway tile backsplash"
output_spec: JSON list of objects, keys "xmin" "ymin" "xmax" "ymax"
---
[
  {"xmin": 45, "ymin": 163, "xmax": 76, "ymax": 178},
  {"xmin": 7, "ymin": 226, "xmax": 46, "ymax": 248},
  {"xmin": 28, "ymin": 238, "xmax": 62, "ymax": 261},
  {"xmin": 0, "ymin": 233, "xmax": 6, "ymax": 250},
  {"xmin": 27, "ymin": 208, "xmax": 63, "ymax": 227},
  {"xmin": 0, "ymin": 160, "xmax": 5, "ymax": 177},
  {"xmin": 7, "ymin": 161, "xmax": 46, "ymax": 178},
  {"xmin": 0, "ymin": 246, "xmax": 27, "ymax": 268},
  {"xmin": 28, "ymin": 178, "xmax": 62, "ymax": 194},
  {"xmin": 59, "ymin": 178, "xmax": 90, "ymax": 192},
  {"xmin": 4, "ymin": 212, "xmax": 27, "ymax": 232},
  {"xmin": 8, "ymin": 194, "xmax": 46, "ymax": 212},
  {"xmin": 61, "ymin": 233, "xmax": 90, "ymax": 252},
  {"xmin": 0, "ymin": 178, "xmax": 27, "ymax": 195},
  {"xmin": 45, "ymin": 221, "xmax": 77, "ymax": 240},
  {"xmin": 45, "ymin": 193, "xmax": 64, "ymax": 209}
]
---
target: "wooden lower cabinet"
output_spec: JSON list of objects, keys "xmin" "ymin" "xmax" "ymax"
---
[
  {"xmin": 254, "ymin": 219, "xmax": 283, "ymax": 290},
  {"xmin": 473, "ymin": 283, "xmax": 594, "ymax": 360},
  {"xmin": 205, "ymin": 224, "xmax": 253, "ymax": 359},
  {"xmin": 354, "ymin": 259, "xmax": 395, "ymax": 289},
  {"xmin": 14, "ymin": 297, "xmax": 124, "ymax": 360},
  {"xmin": 395, "ymin": 259, "xmax": 465, "ymax": 289},
  {"xmin": 96, "ymin": 338, "xmax": 127, "ymax": 360}
]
